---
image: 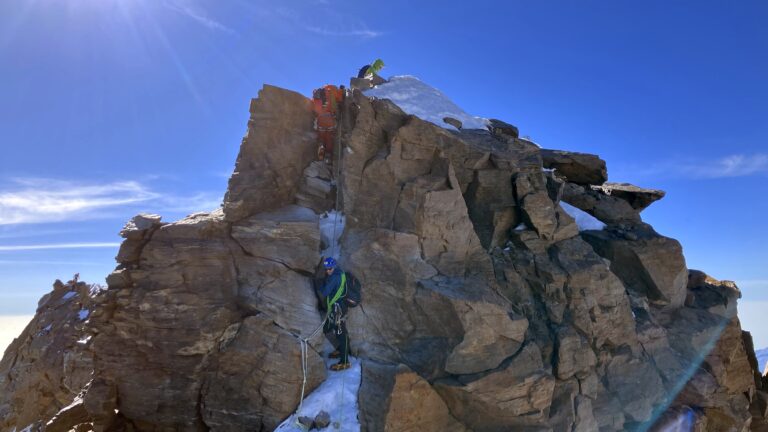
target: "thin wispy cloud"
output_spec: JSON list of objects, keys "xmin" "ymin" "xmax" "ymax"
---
[
  {"xmin": 159, "ymin": 192, "xmax": 222, "ymax": 213},
  {"xmin": 0, "ymin": 260, "xmax": 106, "ymax": 265},
  {"xmin": 700, "ymin": 154, "xmax": 768, "ymax": 178},
  {"xmin": 0, "ymin": 177, "xmax": 222, "ymax": 225},
  {"xmin": 0, "ymin": 243, "xmax": 120, "ymax": 252},
  {"xmin": 0, "ymin": 179, "xmax": 158, "ymax": 225},
  {"xmin": 163, "ymin": 1, "xmax": 234, "ymax": 34},
  {"xmin": 259, "ymin": 5, "xmax": 383, "ymax": 39},
  {"xmin": 304, "ymin": 26, "xmax": 382, "ymax": 38},
  {"xmin": 0, "ymin": 227, "xmax": 83, "ymax": 240},
  {"xmin": 616, "ymin": 153, "xmax": 768, "ymax": 181}
]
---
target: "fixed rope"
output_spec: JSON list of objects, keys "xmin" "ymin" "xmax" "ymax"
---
[
  {"xmin": 332, "ymin": 93, "xmax": 347, "ymax": 430},
  {"xmin": 295, "ymin": 315, "xmax": 329, "ymax": 422},
  {"xmin": 293, "ymin": 88, "xmax": 348, "ymax": 430},
  {"xmin": 329, "ymin": 102, "xmax": 344, "ymax": 259}
]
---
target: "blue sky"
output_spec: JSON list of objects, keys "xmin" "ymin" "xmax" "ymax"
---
[{"xmin": 0, "ymin": 0, "xmax": 766, "ymax": 344}]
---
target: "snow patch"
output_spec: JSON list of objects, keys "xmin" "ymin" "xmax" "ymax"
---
[
  {"xmin": 61, "ymin": 291, "xmax": 77, "ymax": 301},
  {"xmin": 560, "ymin": 202, "xmax": 606, "ymax": 231},
  {"xmin": 364, "ymin": 75, "xmax": 489, "ymax": 131},
  {"xmin": 513, "ymin": 223, "xmax": 527, "ymax": 231},
  {"xmin": 275, "ymin": 356, "xmax": 362, "ymax": 432},
  {"xmin": 89, "ymin": 285, "xmax": 104, "ymax": 297},
  {"xmin": 520, "ymin": 136, "xmax": 542, "ymax": 148},
  {"xmin": 657, "ymin": 407, "xmax": 697, "ymax": 432},
  {"xmin": 77, "ymin": 335, "xmax": 92, "ymax": 345},
  {"xmin": 320, "ymin": 211, "xmax": 345, "ymax": 259},
  {"xmin": 78, "ymin": 309, "xmax": 90, "ymax": 321}
]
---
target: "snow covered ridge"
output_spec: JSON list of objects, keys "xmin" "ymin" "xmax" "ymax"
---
[{"xmin": 364, "ymin": 75, "xmax": 489, "ymax": 131}]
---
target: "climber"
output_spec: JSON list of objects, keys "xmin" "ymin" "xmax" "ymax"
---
[
  {"xmin": 312, "ymin": 85, "xmax": 344, "ymax": 162},
  {"xmin": 357, "ymin": 64, "xmax": 371, "ymax": 79},
  {"xmin": 357, "ymin": 58, "xmax": 385, "ymax": 79},
  {"xmin": 319, "ymin": 257, "xmax": 351, "ymax": 371}
]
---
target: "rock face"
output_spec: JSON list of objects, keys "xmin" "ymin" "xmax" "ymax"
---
[
  {"xmin": 541, "ymin": 149, "xmax": 608, "ymax": 185},
  {"xmin": 1, "ymin": 81, "xmax": 766, "ymax": 432},
  {"xmin": 0, "ymin": 279, "xmax": 96, "ymax": 431}
]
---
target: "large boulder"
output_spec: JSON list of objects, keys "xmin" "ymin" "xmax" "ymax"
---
[
  {"xmin": 487, "ymin": 118, "xmax": 519, "ymax": 139},
  {"xmin": 295, "ymin": 161, "xmax": 336, "ymax": 213},
  {"xmin": 603, "ymin": 354, "xmax": 666, "ymax": 422},
  {"xmin": 87, "ymin": 210, "xmax": 325, "ymax": 431},
  {"xmin": 560, "ymin": 181, "xmax": 641, "ymax": 224},
  {"xmin": 541, "ymin": 149, "xmax": 608, "ymax": 185},
  {"xmin": 343, "ymin": 228, "xmax": 525, "ymax": 379},
  {"xmin": 358, "ymin": 362, "xmax": 467, "ymax": 432},
  {"xmin": 201, "ymin": 315, "xmax": 325, "ymax": 431},
  {"xmin": 434, "ymin": 344, "xmax": 556, "ymax": 431},
  {"xmin": 115, "ymin": 213, "xmax": 164, "ymax": 264},
  {"xmin": 593, "ymin": 182, "xmax": 665, "ymax": 211},
  {"xmin": 231, "ymin": 205, "xmax": 321, "ymax": 273},
  {"xmin": 514, "ymin": 172, "xmax": 559, "ymax": 240},
  {"xmin": 464, "ymin": 168, "xmax": 518, "ymax": 249},
  {"xmin": 224, "ymin": 85, "xmax": 317, "ymax": 222},
  {"xmin": 582, "ymin": 224, "xmax": 688, "ymax": 308}
]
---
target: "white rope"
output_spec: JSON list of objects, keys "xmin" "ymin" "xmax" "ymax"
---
[
  {"xmin": 293, "ymin": 87, "xmax": 348, "ymax": 430},
  {"xmin": 330, "ymin": 103, "xmax": 344, "ymax": 260},
  {"xmin": 295, "ymin": 316, "xmax": 329, "ymax": 422},
  {"xmin": 330, "ymin": 92, "xmax": 348, "ymax": 431}
]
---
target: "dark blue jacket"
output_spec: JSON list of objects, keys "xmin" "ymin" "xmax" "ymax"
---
[{"xmin": 321, "ymin": 268, "xmax": 344, "ymax": 299}]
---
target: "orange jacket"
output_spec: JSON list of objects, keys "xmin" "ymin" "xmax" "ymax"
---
[{"xmin": 312, "ymin": 85, "xmax": 344, "ymax": 130}]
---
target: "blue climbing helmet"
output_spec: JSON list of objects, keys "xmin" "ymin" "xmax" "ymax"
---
[{"xmin": 323, "ymin": 257, "xmax": 337, "ymax": 269}]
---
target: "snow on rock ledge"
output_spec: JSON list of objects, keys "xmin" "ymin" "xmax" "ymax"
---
[
  {"xmin": 276, "ymin": 356, "xmax": 362, "ymax": 432},
  {"xmin": 560, "ymin": 202, "xmax": 606, "ymax": 231},
  {"xmin": 364, "ymin": 75, "xmax": 489, "ymax": 130}
]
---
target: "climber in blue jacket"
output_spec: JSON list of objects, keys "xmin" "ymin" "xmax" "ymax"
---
[{"xmin": 320, "ymin": 257, "xmax": 351, "ymax": 371}]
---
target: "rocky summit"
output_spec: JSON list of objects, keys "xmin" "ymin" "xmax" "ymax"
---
[{"xmin": 2, "ymin": 79, "xmax": 768, "ymax": 432}]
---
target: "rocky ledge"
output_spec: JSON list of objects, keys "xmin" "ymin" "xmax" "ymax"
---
[{"xmin": 1, "ymin": 81, "xmax": 767, "ymax": 432}]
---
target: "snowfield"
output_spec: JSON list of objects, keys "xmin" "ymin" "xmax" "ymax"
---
[
  {"xmin": 275, "ymin": 355, "xmax": 361, "ymax": 432},
  {"xmin": 364, "ymin": 75, "xmax": 489, "ymax": 131}
]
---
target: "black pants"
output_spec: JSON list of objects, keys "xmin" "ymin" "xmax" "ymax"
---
[{"xmin": 324, "ymin": 308, "xmax": 349, "ymax": 364}]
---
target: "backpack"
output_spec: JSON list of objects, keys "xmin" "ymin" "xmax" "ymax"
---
[{"xmin": 344, "ymin": 272, "xmax": 362, "ymax": 308}]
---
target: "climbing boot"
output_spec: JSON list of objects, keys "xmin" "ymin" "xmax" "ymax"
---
[
  {"xmin": 328, "ymin": 350, "xmax": 341, "ymax": 359},
  {"xmin": 330, "ymin": 362, "xmax": 351, "ymax": 371}
]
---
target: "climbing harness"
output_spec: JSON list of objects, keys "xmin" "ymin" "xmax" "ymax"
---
[
  {"xmin": 293, "ymin": 87, "xmax": 350, "ymax": 430},
  {"xmin": 326, "ymin": 273, "xmax": 347, "ymax": 312}
]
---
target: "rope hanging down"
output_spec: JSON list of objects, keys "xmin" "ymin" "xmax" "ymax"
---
[
  {"xmin": 329, "ymin": 104, "xmax": 344, "ymax": 259},
  {"xmin": 293, "ymin": 90, "xmax": 347, "ymax": 429}
]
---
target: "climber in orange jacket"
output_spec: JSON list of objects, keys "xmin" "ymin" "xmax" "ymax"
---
[{"xmin": 312, "ymin": 84, "xmax": 344, "ymax": 162}]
